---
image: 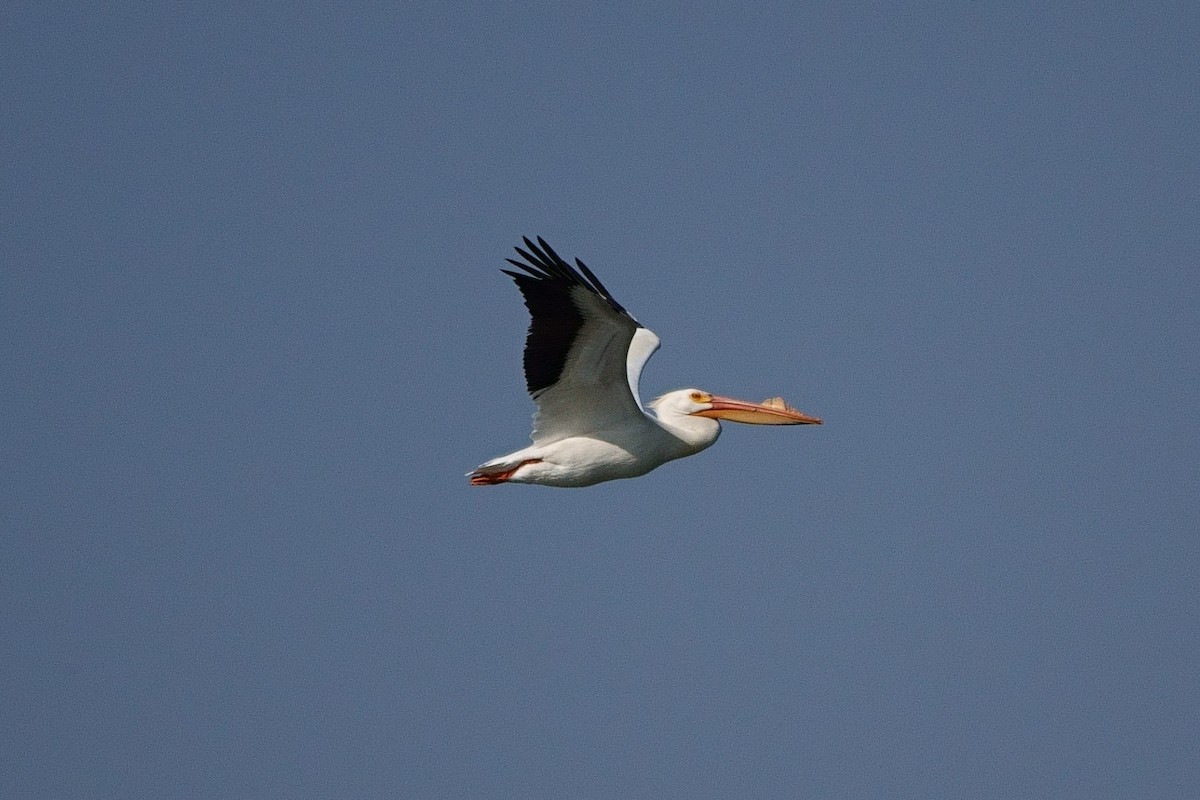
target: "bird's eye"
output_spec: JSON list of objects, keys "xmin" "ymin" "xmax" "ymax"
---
[{"xmin": 690, "ymin": 391, "xmax": 704, "ymax": 402}]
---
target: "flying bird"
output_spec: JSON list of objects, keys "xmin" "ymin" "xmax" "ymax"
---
[{"xmin": 469, "ymin": 237, "xmax": 822, "ymax": 487}]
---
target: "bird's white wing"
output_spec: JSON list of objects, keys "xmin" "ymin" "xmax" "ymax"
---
[{"xmin": 502, "ymin": 237, "xmax": 660, "ymax": 445}]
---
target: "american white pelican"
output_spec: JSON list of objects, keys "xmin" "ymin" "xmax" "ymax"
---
[{"xmin": 469, "ymin": 237, "xmax": 822, "ymax": 487}]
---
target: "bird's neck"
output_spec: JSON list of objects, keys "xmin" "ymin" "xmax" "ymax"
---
[{"xmin": 652, "ymin": 409, "xmax": 721, "ymax": 454}]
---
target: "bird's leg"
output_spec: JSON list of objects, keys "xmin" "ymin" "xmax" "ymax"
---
[{"xmin": 468, "ymin": 459, "xmax": 543, "ymax": 485}]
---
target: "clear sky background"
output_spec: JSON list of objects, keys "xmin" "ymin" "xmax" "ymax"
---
[{"xmin": 4, "ymin": 3, "xmax": 1198, "ymax": 798}]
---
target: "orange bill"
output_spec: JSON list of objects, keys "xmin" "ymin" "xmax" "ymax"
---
[{"xmin": 695, "ymin": 395, "xmax": 822, "ymax": 425}]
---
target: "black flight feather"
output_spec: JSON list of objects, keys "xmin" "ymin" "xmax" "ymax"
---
[{"xmin": 501, "ymin": 237, "xmax": 635, "ymax": 397}]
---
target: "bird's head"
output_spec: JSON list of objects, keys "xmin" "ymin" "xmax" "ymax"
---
[{"xmin": 651, "ymin": 389, "xmax": 822, "ymax": 425}]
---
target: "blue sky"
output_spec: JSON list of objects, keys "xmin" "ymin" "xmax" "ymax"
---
[{"xmin": 4, "ymin": 3, "xmax": 1198, "ymax": 798}]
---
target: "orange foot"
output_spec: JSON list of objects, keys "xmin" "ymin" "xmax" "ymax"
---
[{"xmin": 468, "ymin": 459, "xmax": 542, "ymax": 486}]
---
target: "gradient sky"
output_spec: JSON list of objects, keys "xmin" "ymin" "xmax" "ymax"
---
[{"xmin": 4, "ymin": 3, "xmax": 1198, "ymax": 798}]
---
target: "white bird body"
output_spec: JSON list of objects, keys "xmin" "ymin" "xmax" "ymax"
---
[
  {"xmin": 469, "ymin": 238, "xmax": 821, "ymax": 488},
  {"xmin": 472, "ymin": 389, "xmax": 721, "ymax": 487}
]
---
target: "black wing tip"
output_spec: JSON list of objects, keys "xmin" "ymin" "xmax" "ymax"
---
[{"xmin": 504, "ymin": 236, "xmax": 630, "ymax": 316}]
